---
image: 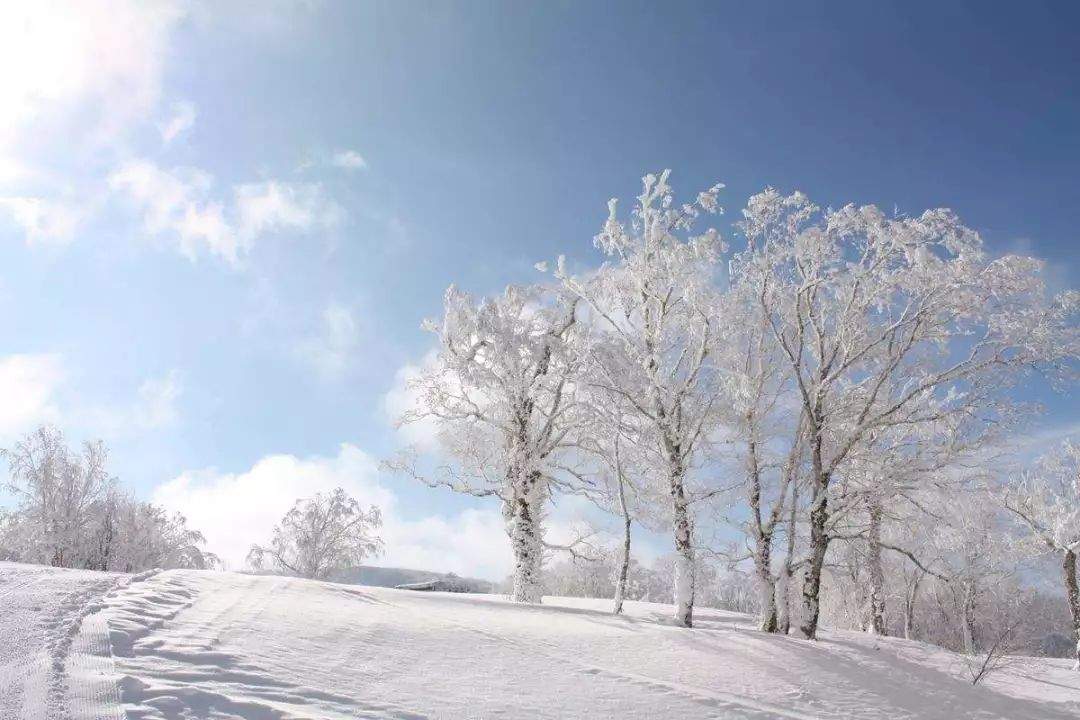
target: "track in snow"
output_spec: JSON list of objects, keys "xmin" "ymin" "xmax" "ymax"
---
[{"xmin": 1, "ymin": 564, "xmax": 124, "ymax": 720}]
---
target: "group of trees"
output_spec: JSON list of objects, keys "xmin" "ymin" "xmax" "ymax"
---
[
  {"xmin": 0, "ymin": 425, "xmax": 218, "ymax": 572},
  {"xmin": 0, "ymin": 423, "xmax": 386, "ymax": 583},
  {"xmin": 395, "ymin": 170, "xmax": 1079, "ymax": 667}
]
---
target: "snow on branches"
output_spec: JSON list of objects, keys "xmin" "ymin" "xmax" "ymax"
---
[
  {"xmin": 1001, "ymin": 441, "xmax": 1080, "ymax": 669},
  {"xmin": 0, "ymin": 425, "xmax": 217, "ymax": 572},
  {"xmin": 390, "ymin": 283, "xmax": 584, "ymax": 603},
  {"xmin": 247, "ymin": 487, "xmax": 383, "ymax": 580},
  {"xmin": 553, "ymin": 170, "xmax": 726, "ymax": 627},
  {"xmin": 392, "ymin": 170, "xmax": 1078, "ymax": 650}
]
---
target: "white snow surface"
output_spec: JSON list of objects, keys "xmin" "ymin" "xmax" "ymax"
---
[{"xmin": 2, "ymin": 562, "xmax": 1078, "ymax": 719}]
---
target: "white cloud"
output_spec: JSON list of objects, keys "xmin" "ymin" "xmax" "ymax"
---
[
  {"xmin": 330, "ymin": 149, "xmax": 367, "ymax": 171},
  {"xmin": 235, "ymin": 181, "xmax": 342, "ymax": 242},
  {"xmin": 152, "ymin": 443, "xmax": 514, "ymax": 578},
  {"xmin": 295, "ymin": 302, "xmax": 362, "ymax": 379},
  {"xmin": 158, "ymin": 100, "xmax": 197, "ymax": 144},
  {"xmin": 387, "ymin": 508, "xmax": 511, "ymax": 582},
  {"xmin": 109, "ymin": 160, "xmax": 342, "ymax": 264},
  {"xmin": 108, "ymin": 160, "xmax": 231, "ymax": 260},
  {"xmin": 0, "ymin": 354, "xmax": 64, "ymax": 441},
  {"xmin": 0, "ymin": 196, "xmax": 83, "ymax": 247}
]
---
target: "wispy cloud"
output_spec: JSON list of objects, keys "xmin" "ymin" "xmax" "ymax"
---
[
  {"xmin": 133, "ymin": 369, "xmax": 184, "ymax": 429},
  {"xmin": 158, "ymin": 100, "xmax": 197, "ymax": 144},
  {"xmin": 0, "ymin": 355, "xmax": 181, "ymax": 445},
  {"xmin": 330, "ymin": 149, "xmax": 367, "ymax": 171},
  {"xmin": 109, "ymin": 160, "xmax": 343, "ymax": 264},
  {"xmin": 295, "ymin": 302, "xmax": 363, "ymax": 379},
  {"xmin": 0, "ymin": 196, "xmax": 84, "ymax": 247}
]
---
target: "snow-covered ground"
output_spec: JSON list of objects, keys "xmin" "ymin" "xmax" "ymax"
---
[{"xmin": 2, "ymin": 562, "xmax": 1078, "ymax": 719}]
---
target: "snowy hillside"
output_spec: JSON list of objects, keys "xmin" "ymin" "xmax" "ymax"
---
[{"xmin": 2, "ymin": 562, "xmax": 1078, "ymax": 720}]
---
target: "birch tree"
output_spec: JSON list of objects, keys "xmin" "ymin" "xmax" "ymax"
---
[
  {"xmin": 574, "ymin": 394, "xmax": 645, "ymax": 615},
  {"xmin": 717, "ymin": 286, "xmax": 805, "ymax": 632},
  {"xmin": 553, "ymin": 170, "xmax": 725, "ymax": 627},
  {"xmin": 393, "ymin": 284, "xmax": 582, "ymax": 603},
  {"xmin": 1001, "ymin": 439, "xmax": 1080, "ymax": 669},
  {"xmin": 731, "ymin": 188, "xmax": 1079, "ymax": 639}
]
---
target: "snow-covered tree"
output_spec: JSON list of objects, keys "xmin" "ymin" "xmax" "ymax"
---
[
  {"xmin": 1, "ymin": 426, "xmax": 113, "ymax": 568},
  {"xmin": 928, "ymin": 492, "xmax": 1019, "ymax": 655},
  {"xmin": 731, "ymin": 188, "xmax": 1079, "ymax": 639},
  {"xmin": 554, "ymin": 170, "xmax": 725, "ymax": 627},
  {"xmin": 247, "ymin": 487, "xmax": 382, "ymax": 580},
  {"xmin": 0, "ymin": 425, "xmax": 217, "ymax": 572},
  {"xmin": 1001, "ymin": 440, "xmax": 1080, "ymax": 669},
  {"xmin": 394, "ymin": 283, "xmax": 582, "ymax": 603},
  {"xmin": 95, "ymin": 489, "xmax": 218, "ymax": 572},
  {"xmin": 715, "ymin": 283, "xmax": 805, "ymax": 632},
  {"xmin": 574, "ymin": 395, "xmax": 645, "ymax": 615}
]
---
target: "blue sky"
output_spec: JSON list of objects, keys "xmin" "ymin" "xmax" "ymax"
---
[{"xmin": 1, "ymin": 1, "xmax": 1076, "ymax": 576}]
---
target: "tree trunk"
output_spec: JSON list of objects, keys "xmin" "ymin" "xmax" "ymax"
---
[
  {"xmin": 613, "ymin": 511, "xmax": 631, "ymax": 615},
  {"xmin": 797, "ymin": 431, "xmax": 829, "ymax": 640},
  {"xmin": 960, "ymin": 581, "xmax": 977, "ymax": 655},
  {"xmin": 754, "ymin": 541, "xmax": 778, "ymax": 632},
  {"xmin": 863, "ymin": 496, "xmax": 887, "ymax": 635},
  {"xmin": 798, "ymin": 473, "xmax": 829, "ymax": 639},
  {"xmin": 507, "ymin": 476, "xmax": 544, "ymax": 604},
  {"xmin": 903, "ymin": 572, "xmax": 923, "ymax": 641},
  {"xmin": 776, "ymin": 568, "xmax": 791, "ymax": 634},
  {"xmin": 1062, "ymin": 548, "xmax": 1079, "ymax": 671},
  {"xmin": 747, "ymin": 432, "xmax": 778, "ymax": 632},
  {"xmin": 798, "ymin": 502, "xmax": 829, "ymax": 641},
  {"xmin": 671, "ymin": 463, "xmax": 695, "ymax": 627},
  {"xmin": 778, "ymin": 474, "xmax": 799, "ymax": 635}
]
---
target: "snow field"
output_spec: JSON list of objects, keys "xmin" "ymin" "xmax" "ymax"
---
[{"xmin": 3, "ymin": 562, "xmax": 1080, "ymax": 719}]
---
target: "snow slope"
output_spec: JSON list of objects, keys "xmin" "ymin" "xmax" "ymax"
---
[{"xmin": 2, "ymin": 562, "xmax": 1078, "ymax": 719}]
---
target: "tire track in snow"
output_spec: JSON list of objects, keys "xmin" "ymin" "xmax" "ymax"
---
[
  {"xmin": 46, "ymin": 569, "xmax": 162, "ymax": 720},
  {"xmin": 43, "ymin": 576, "xmax": 123, "ymax": 720},
  {"xmin": 39, "ymin": 571, "xmax": 168, "ymax": 720}
]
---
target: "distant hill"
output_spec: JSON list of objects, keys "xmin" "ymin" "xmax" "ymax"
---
[{"xmin": 328, "ymin": 565, "xmax": 497, "ymax": 593}]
